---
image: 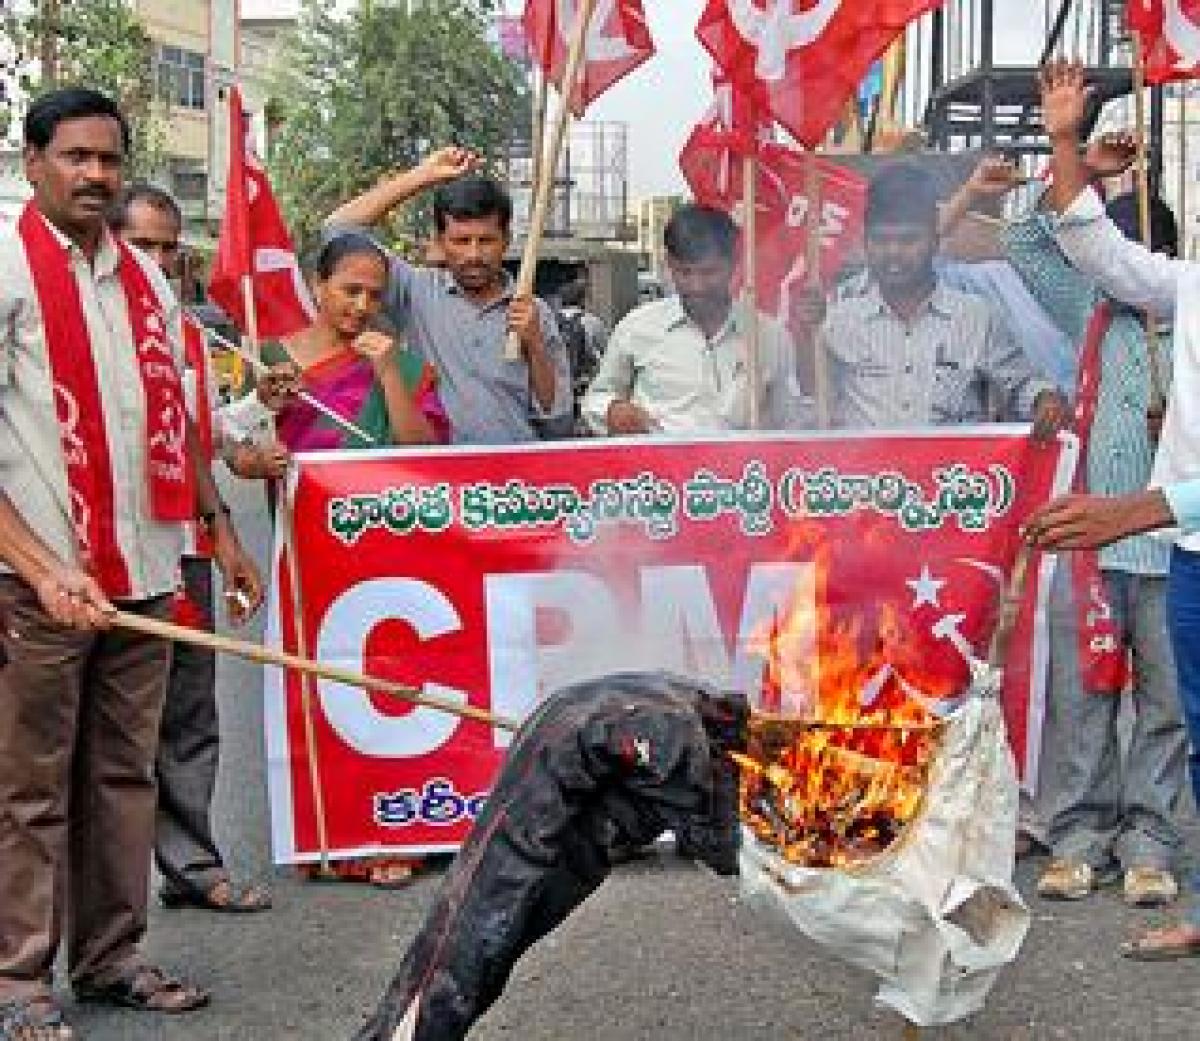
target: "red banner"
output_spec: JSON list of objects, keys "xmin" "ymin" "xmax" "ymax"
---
[{"xmin": 265, "ymin": 431, "xmax": 1076, "ymax": 863}]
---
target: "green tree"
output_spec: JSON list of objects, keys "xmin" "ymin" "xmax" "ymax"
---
[
  {"xmin": 1, "ymin": 0, "xmax": 166, "ymax": 173},
  {"xmin": 269, "ymin": 0, "xmax": 528, "ymax": 245}
]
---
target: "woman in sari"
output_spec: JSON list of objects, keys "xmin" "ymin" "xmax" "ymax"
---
[
  {"xmin": 268, "ymin": 231, "xmax": 449, "ymax": 449},
  {"xmin": 274, "ymin": 230, "xmax": 449, "ymax": 887}
]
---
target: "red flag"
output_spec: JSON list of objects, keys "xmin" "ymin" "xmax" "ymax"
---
[
  {"xmin": 522, "ymin": 0, "xmax": 655, "ymax": 115},
  {"xmin": 696, "ymin": 0, "xmax": 943, "ymax": 149},
  {"xmin": 1127, "ymin": 1, "xmax": 1200, "ymax": 84},
  {"xmin": 208, "ymin": 85, "xmax": 315, "ymax": 339},
  {"xmin": 680, "ymin": 81, "xmax": 867, "ymax": 330}
]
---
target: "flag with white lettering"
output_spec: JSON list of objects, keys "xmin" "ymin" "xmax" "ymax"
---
[{"xmin": 264, "ymin": 431, "xmax": 1076, "ymax": 863}]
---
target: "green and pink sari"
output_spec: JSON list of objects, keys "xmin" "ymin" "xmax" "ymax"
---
[{"xmin": 267, "ymin": 342, "xmax": 451, "ymax": 451}]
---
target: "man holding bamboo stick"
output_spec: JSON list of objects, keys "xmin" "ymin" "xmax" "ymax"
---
[
  {"xmin": 0, "ymin": 88, "xmax": 263, "ymax": 1039},
  {"xmin": 943, "ymin": 152, "xmax": 1189, "ymax": 908},
  {"xmin": 326, "ymin": 149, "xmax": 572, "ymax": 444}
]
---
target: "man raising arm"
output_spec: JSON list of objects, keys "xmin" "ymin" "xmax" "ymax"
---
[
  {"xmin": 1025, "ymin": 59, "xmax": 1200, "ymax": 961},
  {"xmin": 327, "ymin": 150, "xmax": 571, "ymax": 443}
]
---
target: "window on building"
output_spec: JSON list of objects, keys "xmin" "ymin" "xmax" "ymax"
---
[
  {"xmin": 170, "ymin": 159, "xmax": 207, "ymax": 204},
  {"xmin": 155, "ymin": 44, "xmax": 206, "ymax": 111}
]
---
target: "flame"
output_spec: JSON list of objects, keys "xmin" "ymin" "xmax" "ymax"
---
[{"xmin": 739, "ymin": 544, "xmax": 943, "ymax": 869}]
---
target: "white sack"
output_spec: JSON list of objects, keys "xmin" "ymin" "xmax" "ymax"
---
[{"xmin": 738, "ymin": 697, "xmax": 1029, "ymax": 1027}]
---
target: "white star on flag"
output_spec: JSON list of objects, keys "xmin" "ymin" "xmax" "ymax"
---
[{"xmin": 906, "ymin": 564, "xmax": 946, "ymax": 609}]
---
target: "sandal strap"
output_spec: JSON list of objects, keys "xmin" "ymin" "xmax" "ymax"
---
[{"xmin": 0, "ymin": 998, "xmax": 68, "ymax": 1036}]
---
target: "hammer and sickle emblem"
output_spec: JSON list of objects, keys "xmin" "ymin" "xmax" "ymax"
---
[
  {"xmin": 727, "ymin": 0, "xmax": 843, "ymax": 82},
  {"xmin": 1165, "ymin": 0, "xmax": 1200, "ymax": 69},
  {"xmin": 555, "ymin": 0, "xmax": 637, "ymax": 62}
]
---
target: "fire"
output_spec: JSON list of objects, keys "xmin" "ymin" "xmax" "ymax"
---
[{"xmin": 739, "ymin": 545, "xmax": 944, "ymax": 869}]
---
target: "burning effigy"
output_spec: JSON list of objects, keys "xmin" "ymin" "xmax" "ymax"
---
[
  {"xmin": 353, "ymin": 550, "xmax": 1033, "ymax": 1039},
  {"xmin": 736, "ymin": 553, "xmax": 1031, "ymax": 1027},
  {"xmin": 353, "ymin": 673, "xmax": 748, "ymax": 1041}
]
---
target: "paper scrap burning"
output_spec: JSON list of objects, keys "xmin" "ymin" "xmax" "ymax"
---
[
  {"xmin": 737, "ymin": 547, "xmax": 1029, "ymax": 1026},
  {"xmin": 740, "ymin": 553, "xmax": 949, "ymax": 869}
]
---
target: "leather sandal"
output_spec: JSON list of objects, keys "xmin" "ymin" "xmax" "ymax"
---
[
  {"xmin": 0, "ymin": 997, "xmax": 74, "ymax": 1040},
  {"xmin": 74, "ymin": 964, "xmax": 209, "ymax": 1014},
  {"xmin": 160, "ymin": 878, "xmax": 272, "ymax": 913},
  {"xmin": 1120, "ymin": 924, "xmax": 1200, "ymax": 961}
]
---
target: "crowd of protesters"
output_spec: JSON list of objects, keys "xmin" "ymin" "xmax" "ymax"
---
[{"xmin": 2, "ymin": 67, "xmax": 1200, "ymax": 1039}]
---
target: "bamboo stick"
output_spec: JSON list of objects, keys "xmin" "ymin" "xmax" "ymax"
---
[
  {"xmin": 172, "ymin": 308, "xmax": 377, "ymax": 446},
  {"xmin": 750, "ymin": 717, "xmax": 943, "ymax": 734},
  {"xmin": 531, "ymin": 65, "xmax": 547, "ymax": 202},
  {"xmin": 806, "ymin": 151, "xmax": 830, "ymax": 429},
  {"xmin": 241, "ymin": 276, "xmax": 335, "ymax": 870},
  {"xmin": 109, "ymin": 609, "xmax": 520, "ymax": 732},
  {"xmin": 743, "ymin": 152, "xmax": 762, "ymax": 430},
  {"xmin": 505, "ymin": 0, "xmax": 597, "ymax": 361},
  {"xmin": 986, "ymin": 542, "xmax": 1033, "ymax": 669}
]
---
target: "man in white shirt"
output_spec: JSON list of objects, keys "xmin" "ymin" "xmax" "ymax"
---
[
  {"xmin": 1024, "ymin": 59, "xmax": 1200, "ymax": 961},
  {"xmin": 109, "ymin": 183, "xmax": 279, "ymax": 918},
  {"xmin": 581, "ymin": 203, "xmax": 794, "ymax": 434}
]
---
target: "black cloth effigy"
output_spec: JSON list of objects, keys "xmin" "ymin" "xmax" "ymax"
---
[{"xmin": 353, "ymin": 672, "xmax": 747, "ymax": 1041}]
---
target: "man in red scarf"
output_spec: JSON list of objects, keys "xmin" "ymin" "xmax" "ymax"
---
[{"xmin": 0, "ymin": 89, "xmax": 262, "ymax": 1041}]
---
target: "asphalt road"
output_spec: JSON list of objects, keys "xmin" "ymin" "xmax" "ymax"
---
[{"xmin": 68, "ymin": 475, "xmax": 1200, "ymax": 1041}]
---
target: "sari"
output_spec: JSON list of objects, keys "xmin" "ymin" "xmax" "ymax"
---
[{"xmin": 266, "ymin": 341, "xmax": 451, "ymax": 451}]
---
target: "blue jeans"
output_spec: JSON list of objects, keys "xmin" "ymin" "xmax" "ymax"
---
[{"xmin": 1167, "ymin": 547, "xmax": 1200, "ymax": 921}]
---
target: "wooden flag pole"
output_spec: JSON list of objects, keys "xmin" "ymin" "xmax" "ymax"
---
[
  {"xmin": 531, "ymin": 65, "xmax": 548, "ymax": 200},
  {"xmin": 505, "ymin": 0, "xmax": 597, "ymax": 361},
  {"xmin": 805, "ymin": 150, "xmax": 830, "ymax": 429},
  {"xmin": 743, "ymin": 152, "xmax": 762, "ymax": 430},
  {"xmin": 109, "ymin": 609, "xmax": 519, "ymax": 732},
  {"xmin": 1131, "ymin": 31, "xmax": 1168, "ymax": 428},
  {"xmin": 1179, "ymin": 85, "xmax": 1189, "ymax": 261},
  {"xmin": 240, "ymin": 274, "xmax": 333, "ymax": 871},
  {"xmin": 180, "ymin": 312, "xmax": 377, "ymax": 446}
]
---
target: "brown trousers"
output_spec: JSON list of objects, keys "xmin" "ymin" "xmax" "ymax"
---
[{"xmin": 0, "ymin": 576, "xmax": 172, "ymax": 1002}]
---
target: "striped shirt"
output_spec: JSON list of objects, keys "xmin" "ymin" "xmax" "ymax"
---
[
  {"xmin": 819, "ymin": 277, "xmax": 1055, "ymax": 429},
  {"xmin": 0, "ymin": 214, "xmax": 185, "ymax": 599},
  {"xmin": 1003, "ymin": 206, "xmax": 1171, "ymax": 576}
]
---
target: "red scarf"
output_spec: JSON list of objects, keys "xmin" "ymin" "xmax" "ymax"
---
[
  {"xmin": 18, "ymin": 202, "xmax": 195, "ymax": 598},
  {"xmin": 182, "ymin": 314, "xmax": 215, "ymax": 557},
  {"xmin": 1071, "ymin": 303, "xmax": 1129, "ymax": 695}
]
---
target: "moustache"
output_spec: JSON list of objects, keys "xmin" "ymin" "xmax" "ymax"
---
[{"xmin": 73, "ymin": 187, "xmax": 112, "ymax": 202}]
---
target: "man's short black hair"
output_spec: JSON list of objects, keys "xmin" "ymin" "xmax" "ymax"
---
[
  {"xmin": 664, "ymin": 203, "xmax": 737, "ymax": 263},
  {"xmin": 1106, "ymin": 191, "xmax": 1179, "ymax": 257},
  {"xmin": 866, "ymin": 163, "xmax": 940, "ymax": 230},
  {"xmin": 433, "ymin": 176, "xmax": 512, "ymax": 233},
  {"xmin": 24, "ymin": 87, "xmax": 131, "ymax": 154},
  {"xmin": 560, "ymin": 279, "xmax": 587, "ymax": 308},
  {"xmin": 108, "ymin": 182, "xmax": 182, "ymax": 232}
]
